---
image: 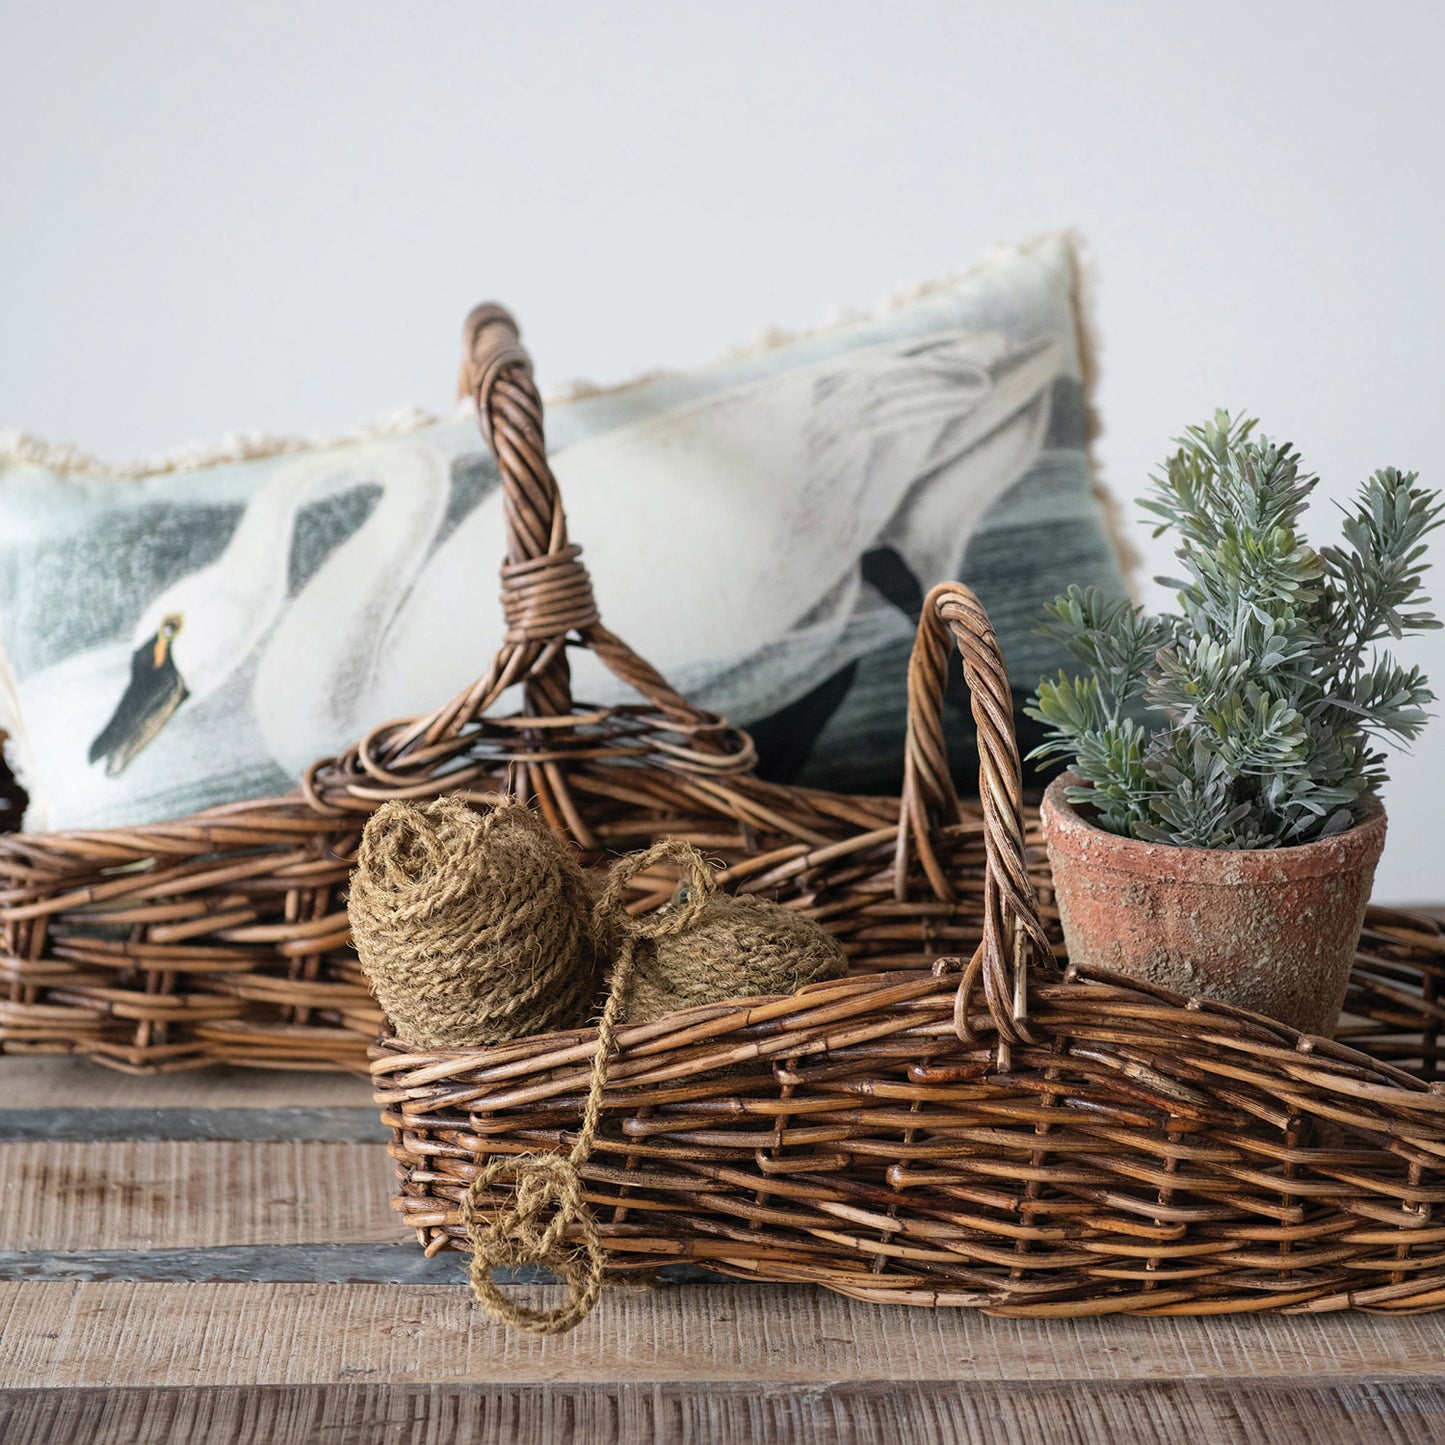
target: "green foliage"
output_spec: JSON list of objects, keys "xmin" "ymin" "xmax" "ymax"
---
[{"xmin": 1026, "ymin": 411, "xmax": 1442, "ymax": 849}]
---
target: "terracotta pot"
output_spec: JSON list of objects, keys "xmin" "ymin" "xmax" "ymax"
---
[{"xmin": 1040, "ymin": 774, "xmax": 1387, "ymax": 1038}]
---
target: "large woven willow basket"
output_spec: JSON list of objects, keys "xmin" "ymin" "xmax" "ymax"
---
[
  {"xmin": 374, "ymin": 591, "xmax": 1445, "ymax": 1316},
  {"xmin": 363, "ymin": 330, "xmax": 1445, "ymax": 1320},
  {"xmin": 0, "ymin": 306, "xmax": 1053, "ymax": 1072}
]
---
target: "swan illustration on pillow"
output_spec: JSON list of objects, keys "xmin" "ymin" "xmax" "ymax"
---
[
  {"xmin": 4, "ymin": 235, "xmax": 1120, "ymax": 831},
  {"xmin": 83, "ymin": 329, "xmax": 1058, "ymax": 785}
]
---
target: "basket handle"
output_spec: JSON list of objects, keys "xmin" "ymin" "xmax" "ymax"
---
[
  {"xmin": 895, "ymin": 583, "xmax": 1053, "ymax": 1046},
  {"xmin": 461, "ymin": 306, "xmax": 580, "ymax": 575},
  {"xmin": 457, "ymin": 303, "xmax": 705, "ymax": 724}
]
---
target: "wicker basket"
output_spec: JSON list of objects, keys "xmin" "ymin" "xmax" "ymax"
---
[
  {"xmin": 374, "ymin": 583, "xmax": 1445, "ymax": 1318},
  {"xmin": 0, "ymin": 306, "xmax": 1042, "ymax": 1072}
]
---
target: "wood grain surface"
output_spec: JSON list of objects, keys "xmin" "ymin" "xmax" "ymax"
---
[
  {"xmin": 6, "ymin": 1278, "xmax": 1445, "ymax": 1388},
  {"xmin": 0, "ymin": 1058, "xmax": 372, "ymax": 1109},
  {"xmin": 4, "ymin": 1053, "xmax": 1445, "ymax": 1442},
  {"xmin": 2, "ymin": 1379, "xmax": 1443, "ymax": 1445}
]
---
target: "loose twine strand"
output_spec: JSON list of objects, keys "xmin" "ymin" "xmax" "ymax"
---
[{"xmin": 458, "ymin": 839, "xmax": 717, "ymax": 1334}]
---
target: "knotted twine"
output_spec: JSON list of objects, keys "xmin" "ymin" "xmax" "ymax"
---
[{"xmin": 458, "ymin": 839, "xmax": 719, "ymax": 1333}]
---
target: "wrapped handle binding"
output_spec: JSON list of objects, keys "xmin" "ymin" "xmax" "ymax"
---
[{"xmin": 895, "ymin": 584, "xmax": 1054, "ymax": 1048}]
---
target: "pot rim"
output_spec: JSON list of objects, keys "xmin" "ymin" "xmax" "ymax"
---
[{"xmin": 1041, "ymin": 772, "xmax": 1388, "ymax": 884}]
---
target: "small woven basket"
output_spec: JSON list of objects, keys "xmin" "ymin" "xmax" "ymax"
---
[
  {"xmin": 0, "ymin": 307, "xmax": 1042, "ymax": 1071},
  {"xmin": 365, "ymin": 321, "xmax": 1445, "ymax": 1321}
]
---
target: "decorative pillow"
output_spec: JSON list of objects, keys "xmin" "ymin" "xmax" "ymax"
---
[{"xmin": 0, "ymin": 233, "xmax": 1132, "ymax": 832}]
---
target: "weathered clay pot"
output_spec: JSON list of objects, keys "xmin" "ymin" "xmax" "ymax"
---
[{"xmin": 1041, "ymin": 774, "xmax": 1387, "ymax": 1038}]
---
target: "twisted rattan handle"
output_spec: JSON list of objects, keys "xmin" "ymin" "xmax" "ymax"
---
[
  {"xmin": 459, "ymin": 304, "xmax": 593, "ymax": 719},
  {"xmin": 461, "ymin": 305, "xmax": 579, "ymax": 576},
  {"xmin": 895, "ymin": 583, "xmax": 1052, "ymax": 1046},
  {"xmin": 458, "ymin": 304, "xmax": 703, "ymax": 724}
]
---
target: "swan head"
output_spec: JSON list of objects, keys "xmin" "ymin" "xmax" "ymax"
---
[
  {"xmin": 88, "ymin": 611, "xmax": 189, "ymax": 776},
  {"xmin": 89, "ymin": 578, "xmax": 265, "ymax": 776}
]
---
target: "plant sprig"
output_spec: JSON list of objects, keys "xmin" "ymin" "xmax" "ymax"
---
[{"xmin": 1027, "ymin": 411, "xmax": 1442, "ymax": 849}]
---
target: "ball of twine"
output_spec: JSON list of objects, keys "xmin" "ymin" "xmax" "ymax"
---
[
  {"xmin": 351, "ymin": 816, "xmax": 850, "ymax": 1334},
  {"xmin": 622, "ymin": 889, "xmax": 848, "ymax": 1027},
  {"xmin": 348, "ymin": 796, "xmax": 597, "ymax": 1049}
]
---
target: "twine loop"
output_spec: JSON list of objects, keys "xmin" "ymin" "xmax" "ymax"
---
[
  {"xmin": 460, "ymin": 838, "xmax": 717, "ymax": 1333},
  {"xmin": 460, "ymin": 1153, "xmax": 605, "ymax": 1335},
  {"xmin": 594, "ymin": 838, "xmax": 718, "ymax": 939}
]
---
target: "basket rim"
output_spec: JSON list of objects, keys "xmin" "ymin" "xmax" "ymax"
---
[{"xmin": 367, "ymin": 904, "xmax": 1445, "ymax": 1107}]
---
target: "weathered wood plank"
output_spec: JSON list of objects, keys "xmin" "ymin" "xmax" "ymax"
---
[
  {"xmin": 0, "ymin": 1244, "xmax": 721, "ymax": 1285},
  {"xmin": 0, "ymin": 1243, "xmax": 465, "ymax": 1283},
  {"xmin": 0, "ymin": 1245, "xmax": 730, "ymax": 1286},
  {"xmin": 0, "ymin": 1377, "xmax": 1442, "ymax": 1445},
  {"xmin": 0, "ymin": 1106, "xmax": 380, "ymax": 1143},
  {"xmin": 0, "ymin": 1141, "xmax": 394, "ymax": 1250},
  {"xmin": 0, "ymin": 1057, "xmax": 371, "ymax": 1110},
  {"xmin": 4, "ymin": 1280, "xmax": 1445, "ymax": 1389}
]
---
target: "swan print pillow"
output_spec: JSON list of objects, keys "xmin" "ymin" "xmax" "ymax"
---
[{"xmin": 0, "ymin": 233, "xmax": 1132, "ymax": 831}]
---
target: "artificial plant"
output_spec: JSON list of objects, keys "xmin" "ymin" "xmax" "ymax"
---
[{"xmin": 1027, "ymin": 411, "xmax": 1442, "ymax": 849}]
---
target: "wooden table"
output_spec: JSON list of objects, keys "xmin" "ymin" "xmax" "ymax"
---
[{"xmin": 2, "ymin": 1057, "xmax": 1443, "ymax": 1444}]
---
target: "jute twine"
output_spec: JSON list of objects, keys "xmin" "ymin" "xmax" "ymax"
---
[
  {"xmin": 353, "ymin": 803, "xmax": 848, "ymax": 1334},
  {"xmin": 622, "ymin": 890, "xmax": 847, "ymax": 1026},
  {"xmin": 348, "ymin": 797, "xmax": 597, "ymax": 1049},
  {"xmin": 459, "ymin": 838, "xmax": 719, "ymax": 1333}
]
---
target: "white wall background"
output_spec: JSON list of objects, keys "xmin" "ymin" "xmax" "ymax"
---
[{"xmin": 3, "ymin": 1, "xmax": 1442, "ymax": 901}]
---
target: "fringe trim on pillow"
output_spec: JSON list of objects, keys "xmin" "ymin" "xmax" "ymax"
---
[
  {"xmin": 549, "ymin": 234, "xmax": 1080, "ymax": 404},
  {"xmin": 0, "ymin": 402, "xmax": 470, "ymax": 481},
  {"xmin": 6, "ymin": 233, "xmax": 1105, "ymax": 498}
]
